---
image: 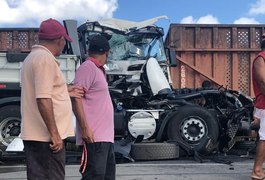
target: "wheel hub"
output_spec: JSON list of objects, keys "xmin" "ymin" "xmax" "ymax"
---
[
  {"xmin": 0, "ymin": 117, "xmax": 21, "ymax": 146},
  {"xmin": 181, "ymin": 118, "xmax": 206, "ymax": 142},
  {"xmin": 8, "ymin": 126, "xmax": 20, "ymax": 136},
  {"xmin": 187, "ymin": 125, "xmax": 200, "ymax": 136}
]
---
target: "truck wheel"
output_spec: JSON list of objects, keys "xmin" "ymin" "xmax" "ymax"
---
[
  {"xmin": 0, "ymin": 105, "xmax": 21, "ymax": 150},
  {"xmin": 130, "ymin": 142, "xmax": 179, "ymax": 160},
  {"xmin": 167, "ymin": 106, "xmax": 219, "ymax": 154}
]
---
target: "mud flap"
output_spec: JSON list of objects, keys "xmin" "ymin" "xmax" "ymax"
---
[
  {"xmin": 6, "ymin": 137, "xmax": 24, "ymax": 152},
  {"xmin": 114, "ymin": 138, "xmax": 134, "ymax": 162}
]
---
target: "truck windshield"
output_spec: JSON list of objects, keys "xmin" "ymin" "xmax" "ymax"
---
[{"xmin": 108, "ymin": 33, "xmax": 167, "ymax": 62}]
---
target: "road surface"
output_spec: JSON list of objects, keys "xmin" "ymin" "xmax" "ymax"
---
[{"xmin": 0, "ymin": 155, "xmax": 258, "ymax": 180}]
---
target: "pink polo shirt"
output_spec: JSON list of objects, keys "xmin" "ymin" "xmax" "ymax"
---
[{"xmin": 74, "ymin": 57, "xmax": 114, "ymax": 145}]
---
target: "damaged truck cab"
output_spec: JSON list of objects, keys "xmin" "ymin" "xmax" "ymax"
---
[
  {"xmin": 0, "ymin": 17, "xmax": 254, "ymax": 160},
  {"xmin": 76, "ymin": 17, "xmax": 254, "ymax": 159}
]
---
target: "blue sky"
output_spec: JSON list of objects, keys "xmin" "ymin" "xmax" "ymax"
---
[
  {"xmin": 114, "ymin": 0, "xmax": 264, "ymax": 35},
  {"xmin": 1, "ymin": 0, "xmax": 265, "ymax": 35}
]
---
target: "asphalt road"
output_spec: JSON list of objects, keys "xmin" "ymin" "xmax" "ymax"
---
[{"xmin": 0, "ymin": 155, "xmax": 258, "ymax": 180}]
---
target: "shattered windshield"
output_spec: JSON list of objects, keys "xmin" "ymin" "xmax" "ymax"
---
[{"xmin": 108, "ymin": 33, "xmax": 167, "ymax": 62}]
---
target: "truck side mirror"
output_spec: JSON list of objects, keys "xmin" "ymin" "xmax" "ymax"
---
[
  {"xmin": 166, "ymin": 48, "xmax": 178, "ymax": 67},
  {"xmin": 63, "ymin": 20, "xmax": 81, "ymax": 57}
]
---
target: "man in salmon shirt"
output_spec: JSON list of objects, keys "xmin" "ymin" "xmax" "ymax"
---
[
  {"xmin": 251, "ymin": 33, "xmax": 265, "ymax": 180},
  {"xmin": 21, "ymin": 18, "xmax": 84, "ymax": 180},
  {"xmin": 72, "ymin": 34, "xmax": 115, "ymax": 180}
]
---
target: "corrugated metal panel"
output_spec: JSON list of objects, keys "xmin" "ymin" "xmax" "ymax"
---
[
  {"xmin": 165, "ymin": 24, "xmax": 265, "ymax": 97},
  {"xmin": 0, "ymin": 28, "xmax": 39, "ymax": 52}
]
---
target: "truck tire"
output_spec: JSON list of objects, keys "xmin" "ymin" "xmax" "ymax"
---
[
  {"xmin": 167, "ymin": 106, "xmax": 219, "ymax": 154},
  {"xmin": 0, "ymin": 105, "xmax": 21, "ymax": 150},
  {"xmin": 130, "ymin": 142, "xmax": 179, "ymax": 160}
]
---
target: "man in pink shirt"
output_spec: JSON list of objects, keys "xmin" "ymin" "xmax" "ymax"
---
[{"xmin": 72, "ymin": 34, "xmax": 115, "ymax": 180}]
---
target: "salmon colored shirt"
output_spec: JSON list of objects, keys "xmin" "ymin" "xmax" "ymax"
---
[
  {"xmin": 20, "ymin": 45, "xmax": 74, "ymax": 142},
  {"xmin": 74, "ymin": 57, "xmax": 114, "ymax": 145}
]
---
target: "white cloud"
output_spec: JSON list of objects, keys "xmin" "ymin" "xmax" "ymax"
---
[
  {"xmin": 233, "ymin": 17, "xmax": 260, "ymax": 24},
  {"xmin": 249, "ymin": 0, "xmax": 265, "ymax": 15},
  {"xmin": 180, "ymin": 15, "xmax": 219, "ymax": 24},
  {"xmin": 180, "ymin": 16, "xmax": 195, "ymax": 24},
  {"xmin": 0, "ymin": 0, "xmax": 118, "ymax": 27},
  {"xmin": 197, "ymin": 15, "xmax": 219, "ymax": 24}
]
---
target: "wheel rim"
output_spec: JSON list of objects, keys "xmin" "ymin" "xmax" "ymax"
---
[
  {"xmin": 180, "ymin": 117, "xmax": 207, "ymax": 143},
  {"xmin": 0, "ymin": 117, "xmax": 21, "ymax": 146}
]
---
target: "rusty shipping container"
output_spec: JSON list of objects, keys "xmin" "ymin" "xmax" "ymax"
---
[
  {"xmin": 1, "ymin": 25, "xmax": 264, "ymax": 97},
  {"xmin": 165, "ymin": 24, "xmax": 265, "ymax": 97},
  {"xmin": 0, "ymin": 28, "xmax": 38, "ymax": 52}
]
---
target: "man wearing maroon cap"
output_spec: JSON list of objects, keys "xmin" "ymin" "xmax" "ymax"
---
[
  {"xmin": 251, "ymin": 34, "xmax": 265, "ymax": 180},
  {"xmin": 20, "ymin": 18, "xmax": 83, "ymax": 180},
  {"xmin": 72, "ymin": 34, "xmax": 116, "ymax": 180}
]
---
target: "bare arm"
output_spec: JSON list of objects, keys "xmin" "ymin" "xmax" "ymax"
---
[
  {"xmin": 37, "ymin": 98, "xmax": 63, "ymax": 152},
  {"xmin": 254, "ymin": 56, "xmax": 265, "ymax": 95},
  {"xmin": 71, "ymin": 98, "xmax": 94, "ymax": 143},
  {"xmin": 68, "ymin": 85, "xmax": 85, "ymax": 98}
]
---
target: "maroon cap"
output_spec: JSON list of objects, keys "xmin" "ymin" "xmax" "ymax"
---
[{"xmin": 38, "ymin": 18, "xmax": 72, "ymax": 42}]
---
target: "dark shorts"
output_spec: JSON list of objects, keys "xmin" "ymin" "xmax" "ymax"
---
[
  {"xmin": 23, "ymin": 140, "xmax": 65, "ymax": 180},
  {"xmin": 81, "ymin": 142, "xmax": 116, "ymax": 180}
]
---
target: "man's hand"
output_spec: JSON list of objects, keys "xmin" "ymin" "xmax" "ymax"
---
[
  {"xmin": 68, "ymin": 85, "xmax": 85, "ymax": 98},
  {"xmin": 72, "ymin": 96, "xmax": 94, "ymax": 143},
  {"xmin": 82, "ymin": 128, "xmax": 95, "ymax": 143},
  {"xmin": 36, "ymin": 98, "xmax": 63, "ymax": 153},
  {"xmin": 50, "ymin": 134, "xmax": 63, "ymax": 153}
]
